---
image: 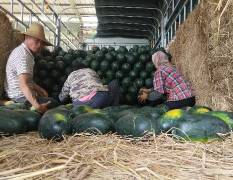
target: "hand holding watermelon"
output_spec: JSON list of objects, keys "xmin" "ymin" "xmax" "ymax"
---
[
  {"xmin": 138, "ymin": 91, "xmax": 149, "ymax": 103},
  {"xmin": 34, "ymin": 101, "xmax": 51, "ymax": 113},
  {"xmin": 139, "ymin": 87, "xmax": 151, "ymax": 94}
]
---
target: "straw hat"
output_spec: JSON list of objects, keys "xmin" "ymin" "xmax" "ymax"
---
[{"xmin": 22, "ymin": 22, "xmax": 52, "ymax": 46}]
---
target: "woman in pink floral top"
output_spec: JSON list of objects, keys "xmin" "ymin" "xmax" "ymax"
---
[{"xmin": 138, "ymin": 50, "xmax": 195, "ymax": 110}]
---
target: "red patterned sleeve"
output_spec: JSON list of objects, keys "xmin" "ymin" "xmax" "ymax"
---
[{"xmin": 153, "ymin": 69, "xmax": 165, "ymax": 94}]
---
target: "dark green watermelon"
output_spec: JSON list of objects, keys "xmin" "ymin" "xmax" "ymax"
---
[
  {"xmin": 116, "ymin": 71, "xmax": 124, "ymax": 80},
  {"xmin": 65, "ymin": 67, "xmax": 73, "ymax": 76},
  {"xmin": 46, "ymin": 61, "xmax": 55, "ymax": 70},
  {"xmin": 0, "ymin": 109, "xmax": 28, "ymax": 135},
  {"xmin": 111, "ymin": 62, "xmax": 120, "ymax": 72},
  {"xmin": 52, "ymin": 84, "xmax": 61, "ymax": 93},
  {"xmin": 105, "ymin": 53, "xmax": 113, "ymax": 62},
  {"xmin": 140, "ymin": 71, "xmax": 148, "ymax": 79},
  {"xmin": 101, "ymin": 47, "xmax": 108, "ymax": 54},
  {"xmin": 39, "ymin": 70, "xmax": 47, "ymax": 78},
  {"xmin": 38, "ymin": 59, "xmax": 47, "ymax": 68},
  {"xmin": 115, "ymin": 113, "xmax": 159, "ymax": 137},
  {"xmin": 132, "ymin": 52, "xmax": 139, "ymax": 59},
  {"xmin": 129, "ymin": 71, "xmax": 138, "ymax": 80},
  {"xmin": 134, "ymin": 62, "xmax": 143, "ymax": 72},
  {"xmin": 128, "ymin": 86, "xmax": 137, "ymax": 95},
  {"xmin": 56, "ymin": 61, "xmax": 66, "ymax": 70},
  {"xmin": 90, "ymin": 60, "xmax": 99, "ymax": 71},
  {"xmin": 159, "ymin": 109, "xmax": 185, "ymax": 132},
  {"xmin": 110, "ymin": 51, "xmax": 117, "ymax": 58},
  {"xmin": 60, "ymin": 75, "xmax": 67, "ymax": 84},
  {"xmin": 51, "ymin": 69, "xmax": 61, "ymax": 79},
  {"xmin": 106, "ymin": 70, "xmax": 114, "ymax": 81},
  {"xmin": 42, "ymin": 79, "xmax": 53, "ymax": 91},
  {"xmin": 55, "ymin": 56, "xmax": 64, "ymax": 62},
  {"xmin": 38, "ymin": 107, "xmax": 73, "ymax": 140},
  {"xmin": 139, "ymin": 54, "xmax": 148, "ymax": 63},
  {"xmin": 63, "ymin": 54, "xmax": 73, "ymax": 64},
  {"xmin": 134, "ymin": 79, "xmax": 144, "ymax": 88},
  {"xmin": 206, "ymin": 111, "xmax": 233, "ymax": 129},
  {"xmin": 85, "ymin": 55, "xmax": 94, "ymax": 62},
  {"xmin": 100, "ymin": 60, "xmax": 109, "ymax": 71},
  {"xmin": 145, "ymin": 62, "xmax": 154, "ymax": 72},
  {"xmin": 108, "ymin": 46, "xmax": 115, "ymax": 52},
  {"xmin": 72, "ymin": 59, "xmax": 80, "ymax": 69},
  {"xmin": 126, "ymin": 54, "xmax": 136, "ymax": 65},
  {"xmin": 15, "ymin": 109, "xmax": 41, "ymax": 131},
  {"xmin": 138, "ymin": 106, "xmax": 163, "ymax": 120},
  {"xmin": 145, "ymin": 78, "xmax": 153, "ymax": 88},
  {"xmin": 101, "ymin": 105, "xmax": 133, "ymax": 122},
  {"xmin": 76, "ymin": 57, "xmax": 84, "ymax": 64},
  {"xmin": 71, "ymin": 113, "xmax": 114, "ymax": 134},
  {"xmin": 95, "ymin": 51, "xmax": 105, "ymax": 61},
  {"xmin": 121, "ymin": 63, "xmax": 131, "ymax": 73},
  {"xmin": 173, "ymin": 113, "xmax": 230, "ymax": 142},
  {"xmin": 122, "ymin": 77, "xmax": 131, "ymax": 88},
  {"xmin": 118, "ymin": 46, "xmax": 128, "ymax": 54},
  {"xmin": 116, "ymin": 53, "xmax": 126, "ymax": 64},
  {"xmin": 83, "ymin": 60, "xmax": 91, "ymax": 67},
  {"xmin": 138, "ymin": 46, "xmax": 147, "ymax": 55},
  {"xmin": 51, "ymin": 92, "xmax": 59, "ymax": 100}
]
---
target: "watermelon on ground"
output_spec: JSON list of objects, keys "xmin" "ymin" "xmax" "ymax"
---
[{"xmin": 71, "ymin": 113, "xmax": 114, "ymax": 134}]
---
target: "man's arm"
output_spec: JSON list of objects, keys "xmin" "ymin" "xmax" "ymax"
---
[{"xmin": 19, "ymin": 74, "xmax": 49, "ymax": 113}]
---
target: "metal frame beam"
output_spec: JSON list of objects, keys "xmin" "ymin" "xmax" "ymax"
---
[
  {"xmin": 97, "ymin": 27, "xmax": 154, "ymax": 36},
  {"xmin": 6, "ymin": 12, "xmax": 96, "ymax": 16},
  {"xmin": 98, "ymin": 22, "xmax": 157, "ymax": 30},
  {"xmin": 0, "ymin": 2, "xmax": 94, "ymax": 7},
  {"xmin": 96, "ymin": 34, "xmax": 150, "ymax": 39}
]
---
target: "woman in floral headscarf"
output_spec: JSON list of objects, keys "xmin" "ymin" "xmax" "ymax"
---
[{"xmin": 138, "ymin": 50, "xmax": 196, "ymax": 110}]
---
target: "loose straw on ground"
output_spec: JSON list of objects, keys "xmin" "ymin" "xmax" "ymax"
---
[{"xmin": 0, "ymin": 132, "xmax": 233, "ymax": 179}]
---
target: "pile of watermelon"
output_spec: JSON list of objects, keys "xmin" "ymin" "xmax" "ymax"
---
[
  {"xmin": 34, "ymin": 45, "xmax": 155, "ymax": 104},
  {"xmin": 0, "ymin": 101, "xmax": 233, "ymax": 142},
  {"xmin": 2, "ymin": 45, "xmax": 232, "ymax": 142}
]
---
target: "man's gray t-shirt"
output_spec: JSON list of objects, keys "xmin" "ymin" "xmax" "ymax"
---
[{"xmin": 5, "ymin": 43, "xmax": 34, "ymax": 99}]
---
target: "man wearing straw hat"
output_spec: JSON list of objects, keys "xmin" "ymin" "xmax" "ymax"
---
[{"xmin": 5, "ymin": 22, "xmax": 52, "ymax": 113}]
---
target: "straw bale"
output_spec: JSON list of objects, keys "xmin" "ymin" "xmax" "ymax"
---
[
  {"xmin": 0, "ymin": 133, "xmax": 233, "ymax": 179},
  {"xmin": 0, "ymin": 11, "xmax": 13, "ymax": 99},
  {"xmin": 169, "ymin": 0, "xmax": 233, "ymax": 111}
]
